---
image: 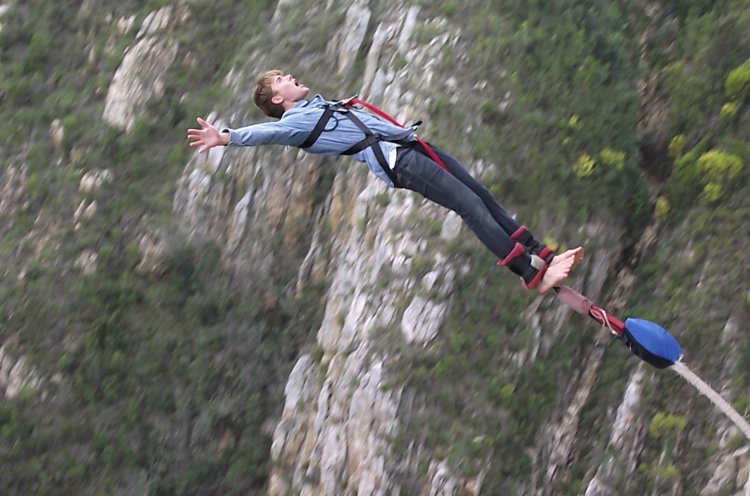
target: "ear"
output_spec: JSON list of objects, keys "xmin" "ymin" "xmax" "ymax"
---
[{"xmin": 271, "ymin": 95, "xmax": 283, "ymax": 105}]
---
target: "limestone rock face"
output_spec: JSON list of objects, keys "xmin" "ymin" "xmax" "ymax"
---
[
  {"xmin": 173, "ymin": 4, "xmax": 473, "ymax": 493},
  {"xmin": 0, "ymin": 346, "xmax": 42, "ymax": 399},
  {"xmin": 74, "ymin": 168, "xmax": 112, "ymax": 229},
  {"xmin": 0, "ymin": 4, "xmax": 8, "ymax": 32},
  {"xmin": 102, "ymin": 6, "xmax": 181, "ymax": 132},
  {"xmin": 266, "ymin": 178, "xmax": 453, "ymax": 495},
  {"xmin": 262, "ymin": 6, "xmax": 480, "ymax": 494},
  {"xmin": 50, "ymin": 118, "xmax": 64, "ymax": 151},
  {"xmin": 0, "ymin": 166, "xmax": 28, "ymax": 215},
  {"xmin": 73, "ymin": 199, "xmax": 98, "ymax": 230},
  {"xmin": 79, "ymin": 168, "xmax": 113, "ymax": 194},
  {"xmin": 174, "ymin": 141, "xmax": 324, "ymax": 285},
  {"xmin": 135, "ymin": 229, "xmax": 171, "ymax": 279},
  {"xmin": 585, "ymin": 366, "xmax": 647, "ymax": 496},
  {"xmin": 337, "ymin": 0, "xmax": 371, "ymax": 75},
  {"xmin": 700, "ymin": 447, "xmax": 750, "ymax": 496},
  {"xmin": 75, "ymin": 249, "xmax": 99, "ymax": 275}
]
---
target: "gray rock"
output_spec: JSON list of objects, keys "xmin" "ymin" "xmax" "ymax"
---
[{"xmin": 102, "ymin": 6, "xmax": 179, "ymax": 132}]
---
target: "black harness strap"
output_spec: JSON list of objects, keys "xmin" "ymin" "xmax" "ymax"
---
[
  {"xmin": 299, "ymin": 107, "xmax": 335, "ymax": 149},
  {"xmin": 300, "ymin": 103, "xmax": 410, "ymax": 186},
  {"xmin": 341, "ymin": 129, "xmax": 414, "ymax": 155}
]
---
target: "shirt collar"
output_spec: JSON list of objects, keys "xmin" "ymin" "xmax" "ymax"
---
[
  {"xmin": 281, "ymin": 95, "xmax": 326, "ymax": 117},
  {"xmin": 296, "ymin": 95, "xmax": 326, "ymax": 108}
]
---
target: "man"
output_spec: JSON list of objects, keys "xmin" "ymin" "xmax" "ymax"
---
[{"xmin": 187, "ymin": 70, "xmax": 584, "ymax": 292}]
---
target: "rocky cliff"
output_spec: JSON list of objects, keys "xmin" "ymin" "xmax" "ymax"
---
[{"xmin": 1, "ymin": 1, "xmax": 749, "ymax": 495}]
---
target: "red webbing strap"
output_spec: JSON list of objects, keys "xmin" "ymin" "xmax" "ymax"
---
[
  {"xmin": 590, "ymin": 305, "xmax": 625, "ymax": 336},
  {"xmin": 555, "ymin": 286, "xmax": 624, "ymax": 336},
  {"xmin": 496, "ymin": 242, "xmax": 525, "ymax": 267},
  {"xmin": 346, "ymin": 98, "xmax": 451, "ymax": 174}
]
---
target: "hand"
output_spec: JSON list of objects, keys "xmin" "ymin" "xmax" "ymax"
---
[{"xmin": 186, "ymin": 117, "xmax": 228, "ymax": 153}]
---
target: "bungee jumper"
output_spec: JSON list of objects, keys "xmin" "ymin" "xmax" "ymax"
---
[
  {"xmin": 187, "ymin": 70, "xmax": 750, "ymax": 441},
  {"xmin": 186, "ymin": 70, "xmax": 584, "ymax": 293}
]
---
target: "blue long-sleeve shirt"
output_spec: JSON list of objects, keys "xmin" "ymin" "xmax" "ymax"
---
[{"xmin": 225, "ymin": 95, "xmax": 417, "ymax": 187}]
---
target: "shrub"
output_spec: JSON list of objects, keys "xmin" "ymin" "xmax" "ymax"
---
[
  {"xmin": 720, "ymin": 101, "xmax": 739, "ymax": 119},
  {"xmin": 674, "ymin": 148, "xmax": 743, "ymax": 202},
  {"xmin": 697, "ymin": 150, "xmax": 743, "ymax": 180},
  {"xmin": 696, "ymin": 149, "xmax": 743, "ymax": 201},
  {"xmin": 639, "ymin": 461, "xmax": 680, "ymax": 486},
  {"xmin": 725, "ymin": 59, "xmax": 750, "ymax": 102},
  {"xmin": 668, "ymin": 135, "xmax": 686, "ymax": 158},
  {"xmin": 654, "ymin": 196, "xmax": 671, "ymax": 221},
  {"xmin": 573, "ymin": 153, "xmax": 596, "ymax": 177},
  {"xmin": 648, "ymin": 412, "xmax": 687, "ymax": 440},
  {"xmin": 599, "ymin": 147, "xmax": 625, "ymax": 170}
]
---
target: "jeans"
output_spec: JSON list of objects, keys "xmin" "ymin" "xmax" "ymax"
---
[{"xmin": 393, "ymin": 145, "xmax": 533, "ymax": 260}]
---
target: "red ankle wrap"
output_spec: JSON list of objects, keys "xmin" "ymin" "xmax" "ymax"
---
[{"xmin": 497, "ymin": 242, "xmax": 525, "ymax": 266}]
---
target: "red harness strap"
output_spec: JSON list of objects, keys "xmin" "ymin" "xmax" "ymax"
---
[
  {"xmin": 345, "ymin": 98, "xmax": 451, "ymax": 174},
  {"xmin": 555, "ymin": 286, "xmax": 625, "ymax": 336}
]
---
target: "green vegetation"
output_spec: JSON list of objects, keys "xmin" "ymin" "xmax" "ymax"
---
[
  {"xmin": 387, "ymin": 0, "xmax": 750, "ymax": 493},
  {"xmin": 1, "ymin": 0, "xmax": 749, "ymax": 495},
  {"xmin": 649, "ymin": 412, "xmax": 688, "ymax": 440},
  {"xmin": 0, "ymin": 1, "xmax": 323, "ymax": 495}
]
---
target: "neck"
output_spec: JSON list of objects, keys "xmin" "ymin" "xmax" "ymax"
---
[{"xmin": 283, "ymin": 98, "xmax": 303, "ymax": 112}]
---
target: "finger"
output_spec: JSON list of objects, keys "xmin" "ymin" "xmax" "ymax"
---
[
  {"xmin": 197, "ymin": 117, "xmax": 209, "ymax": 128},
  {"xmin": 189, "ymin": 140, "xmax": 203, "ymax": 148}
]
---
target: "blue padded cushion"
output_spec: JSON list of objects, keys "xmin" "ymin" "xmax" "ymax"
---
[{"xmin": 622, "ymin": 318, "xmax": 682, "ymax": 369}]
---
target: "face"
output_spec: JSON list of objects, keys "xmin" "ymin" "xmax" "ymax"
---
[{"xmin": 270, "ymin": 73, "xmax": 309, "ymax": 106}]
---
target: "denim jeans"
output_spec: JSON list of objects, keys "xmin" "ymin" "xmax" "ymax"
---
[{"xmin": 393, "ymin": 145, "xmax": 534, "ymax": 261}]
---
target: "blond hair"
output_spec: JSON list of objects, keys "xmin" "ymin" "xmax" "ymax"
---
[{"xmin": 253, "ymin": 69, "xmax": 285, "ymax": 118}]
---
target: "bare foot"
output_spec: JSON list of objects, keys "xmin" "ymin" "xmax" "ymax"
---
[{"xmin": 536, "ymin": 247, "xmax": 584, "ymax": 293}]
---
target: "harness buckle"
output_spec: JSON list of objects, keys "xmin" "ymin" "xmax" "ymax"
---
[{"xmin": 338, "ymin": 95, "xmax": 359, "ymax": 108}]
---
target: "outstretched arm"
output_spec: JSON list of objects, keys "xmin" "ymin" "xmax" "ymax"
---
[
  {"xmin": 187, "ymin": 115, "xmax": 311, "ymax": 151},
  {"xmin": 186, "ymin": 117, "xmax": 229, "ymax": 153}
]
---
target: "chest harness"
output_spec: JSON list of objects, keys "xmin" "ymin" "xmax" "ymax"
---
[
  {"xmin": 298, "ymin": 97, "xmax": 450, "ymax": 186},
  {"xmin": 298, "ymin": 97, "xmax": 556, "ymax": 290}
]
